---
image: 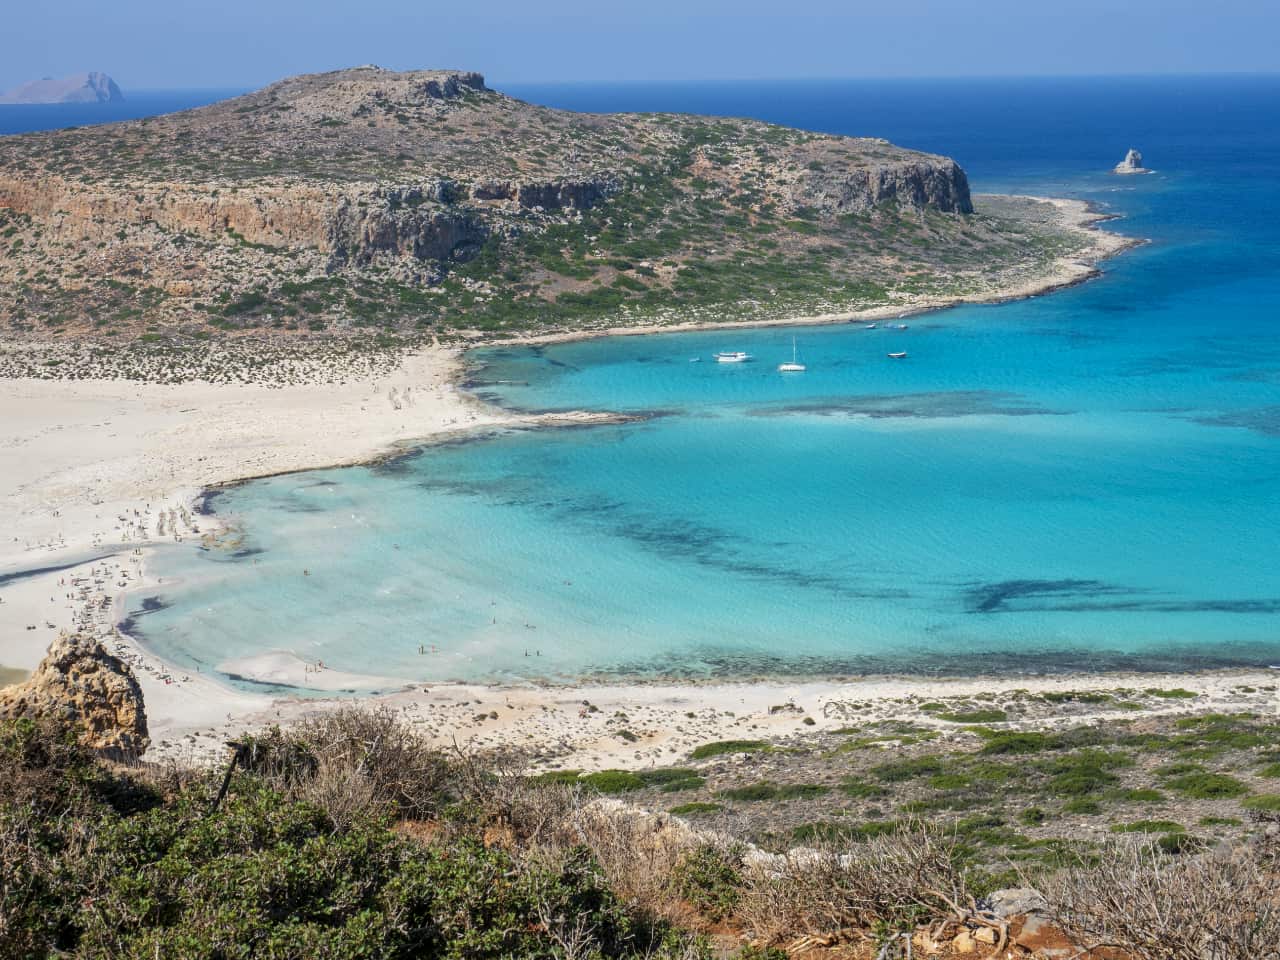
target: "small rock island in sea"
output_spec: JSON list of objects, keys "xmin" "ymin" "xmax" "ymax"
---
[
  {"xmin": 1113, "ymin": 147, "xmax": 1151, "ymax": 174},
  {"xmin": 0, "ymin": 71, "xmax": 124, "ymax": 104}
]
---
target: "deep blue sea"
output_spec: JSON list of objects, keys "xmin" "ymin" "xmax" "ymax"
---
[
  {"xmin": 30, "ymin": 76, "xmax": 1273, "ymax": 688},
  {"xmin": 0, "ymin": 91, "xmax": 243, "ymax": 135}
]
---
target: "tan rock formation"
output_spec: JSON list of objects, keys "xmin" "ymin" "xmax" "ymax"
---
[{"xmin": 0, "ymin": 634, "xmax": 148, "ymax": 759}]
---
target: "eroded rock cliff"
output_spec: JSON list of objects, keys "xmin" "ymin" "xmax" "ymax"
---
[{"xmin": 0, "ymin": 634, "xmax": 148, "ymax": 759}]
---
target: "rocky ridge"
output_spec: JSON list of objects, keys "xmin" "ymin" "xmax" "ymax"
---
[{"xmin": 0, "ymin": 633, "xmax": 148, "ymax": 758}]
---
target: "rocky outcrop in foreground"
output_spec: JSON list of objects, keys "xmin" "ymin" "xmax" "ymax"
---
[
  {"xmin": 0, "ymin": 634, "xmax": 148, "ymax": 758},
  {"xmin": 0, "ymin": 71, "xmax": 123, "ymax": 104}
]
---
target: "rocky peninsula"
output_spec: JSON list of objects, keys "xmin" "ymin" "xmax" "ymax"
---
[{"xmin": 0, "ymin": 66, "xmax": 1128, "ymax": 380}]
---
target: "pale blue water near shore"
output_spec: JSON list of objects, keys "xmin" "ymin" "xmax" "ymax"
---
[{"xmin": 113, "ymin": 76, "xmax": 1280, "ymax": 689}]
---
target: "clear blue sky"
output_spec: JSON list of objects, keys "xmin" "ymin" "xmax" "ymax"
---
[{"xmin": 6, "ymin": 0, "xmax": 1277, "ymax": 91}]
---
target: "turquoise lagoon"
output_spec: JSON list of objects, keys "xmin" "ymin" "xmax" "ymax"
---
[{"xmin": 127, "ymin": 77, "xmax": 1280, "ymax": 689}]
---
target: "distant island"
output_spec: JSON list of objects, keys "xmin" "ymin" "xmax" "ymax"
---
[{"xmin": 0, "ymin": 71, "xmax": 123, "ymax": 104}]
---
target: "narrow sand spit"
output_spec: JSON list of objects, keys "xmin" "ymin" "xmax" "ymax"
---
[{"xmin": 0, "ymin": 194, "xmax": 1210, "ymax": 773}]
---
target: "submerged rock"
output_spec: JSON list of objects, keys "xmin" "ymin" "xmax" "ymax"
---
[
  {"xmin": 1113, "ymin": 148, "xmax": 1151, "ymax": 175},
  {"xmin": 0, "ymin": 634, "xmax": 148, "ymax": 759}
]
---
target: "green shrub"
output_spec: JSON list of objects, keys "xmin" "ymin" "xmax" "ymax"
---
[
  {"xmin": 223, "ymin": 289, "xmax": 268, "ymax": 316},
  {"xmin": 719, "ymin": 783, "xmax": 778, "ymax": 802},
  {"xmin": 789, "ymin": 819, "xmax": 899, "ymax": 844},
  {"xmin": 1019, "ymin": 807, "xmax": 1049, "ymax": 826},
  {"xmin": 1165, "ymin": 773, "xmax": 1250, "ymax": 799},
  {"xmin": 775, "ymin": 783, "xmax": 829, "ymax": 800},
  {"xmin": 638, "ymin": 768, "xmax": 705, "ymax": 792},
  {"xmin": 0, "ymin": 719, "xmax": 696, "ymax": 960},
  {"xmin": 979, "ymin": 732, "xmax": 1055, "ymax": 755},
  {"xmin": 1043, "ymin": 751, "xmax": 1128, "ymax": 796},
  {"xmin": 871, "ymin": 756, "xmax": 944, "ymax": 782},
  {"xmin": 672, "ymin": 844, "xmax": 743, "ymax": 921},
  {"xmin": 669, "ymin": 802, "xmax": 721, "ymax": 816},
  {"xmin": 690, "ymin": 740, "xmax": 770, "ymax": 760},
  {"xmin": 1063, "ymin": 799, "xmax": 1102, "ymax": 815},
  {"xmin": 1242, "ymin": 794, "xmax": 1280, "ymax": 811},
  {"xmin": 1042, "ymin": 691, "xmax": 1112, "ymax": 704},
  {"xmin": 937, "ymin": 709, "xmax": 1007, "ymax": 724},
  {"xmin": 839, "ymin": 778, "xmax": 887, "ymax": 799},
  {"xmin": 1198, "ymin": 815, "xmax": 1242, "ymax": 826},
  {"xmin": 1156, "ymin": 833, "xmax": 1206, "ymax": 854},
  {"xmin": 581, "ymin": 770, "xmax": 647, "ymax": 793}
]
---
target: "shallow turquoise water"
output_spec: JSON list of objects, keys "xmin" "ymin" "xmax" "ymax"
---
[{"xmin": 125, "ymin": 77, "xmax": 1280, "ymax": 688}]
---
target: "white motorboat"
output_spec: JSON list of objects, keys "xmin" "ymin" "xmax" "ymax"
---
[
  {"xmin": 865, "ymin": 323, "xmax": 877, "ymax": 330},
  {"xmin": 714, "ymin": 351, "xmax": 752, "ymax": 363},
  {"xmin": 777, "ymin": 337, "xmax": 806, "ymax": 372},
  {"xmin": 888, "ymin": 351, "xmax": 908, "ymax": 360}
]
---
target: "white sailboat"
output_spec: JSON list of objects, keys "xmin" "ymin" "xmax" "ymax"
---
[{"xmin": 777, "ymin": 337, "xmax": 806, "ymax": 372}]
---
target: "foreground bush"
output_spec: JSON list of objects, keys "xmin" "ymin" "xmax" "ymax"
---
[
  {"xmin": 5, "ymin": 710, "xmax": 1280, "ymax": 959},
  {"xmin": 0, "ymin": 716, "xmax": 700, "ymax": 959},
  {"xmin": 1043, "ymin": 835, "xmax": 1280, "ymax": 960}
]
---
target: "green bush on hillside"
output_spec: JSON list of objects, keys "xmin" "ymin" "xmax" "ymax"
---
[{"xmin": 0, "ymin": 716, "xmax": 700, "ymax": 960}]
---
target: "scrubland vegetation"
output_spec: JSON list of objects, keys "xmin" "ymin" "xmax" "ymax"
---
[{"xmin": 3, "ymin": 704, "xmax": 1277, "ymax": 959}]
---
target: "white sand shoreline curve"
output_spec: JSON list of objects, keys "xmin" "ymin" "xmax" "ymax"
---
[{"xmin": 2, "ymin": 192, "xmax": 1229, "ymax": 772}]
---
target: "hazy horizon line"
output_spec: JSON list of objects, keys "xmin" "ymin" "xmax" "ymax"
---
[{"xmin": 6, "ymin": 68, "xmax": 1277, "ymax": 98}]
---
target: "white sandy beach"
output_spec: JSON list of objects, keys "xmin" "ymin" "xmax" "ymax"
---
[{"xmin": 2, "ymin": 193, "xmax": 1231, "ymax": 773}]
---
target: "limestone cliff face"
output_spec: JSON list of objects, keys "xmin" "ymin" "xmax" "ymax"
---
[
  {"xmin": 0, "ymin": 168, "xmax": 624, "ymax": 272},
  {"xmin": 798, "ymin": 158, "xmax": 972, "ymax": 215},
  {"xmin": 0, "ymin": 635, "xmax": 148, "ymax": 760}
]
